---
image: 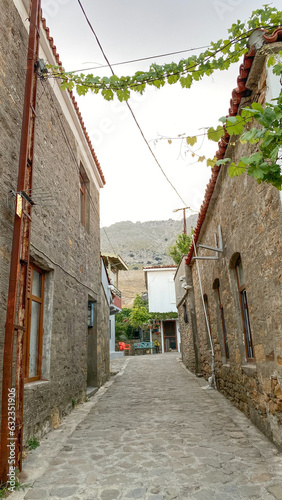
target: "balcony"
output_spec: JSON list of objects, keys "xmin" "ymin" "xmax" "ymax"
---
[{"xmin": 110, "ymin": 285, "xmax": 122, "ymax": 313}]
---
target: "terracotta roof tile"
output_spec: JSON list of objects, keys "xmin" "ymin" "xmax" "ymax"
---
[
  {"xmin": 263, "ymin": 27, "xmax": 282, "ymax": 43},
  {"xmin": 185, "ymin": 44, "xmax": 260, "ymax": 266},
  {"xmin": 41, "ymin": 14, "xmax": 106, "ymax": 186},
  {"xmin": 143, "ymin": 265, "xmax": 177, "ymax": 270}
]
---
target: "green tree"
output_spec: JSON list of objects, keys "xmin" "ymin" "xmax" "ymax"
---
[
  {"xmin": 115, "ymin": 308, "xmax": 135, "ymax": 341},
  {"xmin": 49, "ymin": 6, "xmax": 282, "ymax": 189},
  {"xmin": 129, "ymin": 294, "xmax": 150, "ymax": 329},
  {"xmin": 168, "ymin": 229, "xmax": 193, "ymax": 265}
]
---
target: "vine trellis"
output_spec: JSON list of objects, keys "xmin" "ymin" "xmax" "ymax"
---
[{"xmin": 48, "ymin": 5, "xmax": 282, "ymax": 189}]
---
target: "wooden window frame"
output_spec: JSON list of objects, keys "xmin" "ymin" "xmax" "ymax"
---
[
  {"xmin": 24, "ymin": 264, "xmax": 45, "ymax": 383},
  {"xmin": 216, "ymin": 286, "xmax": 229, "ymax": 360},
  {"xmin": 79, "ymin": 172, "xmax": 86, "ymax": 227},
  {"xmin": 183, "ymin": 302, "xmax": 189, "ymax": 324},
  {"xmin": 235, "ymin": 257, "xmax": 254, "ymax": 361},
  {"xmin": 203, "ymin": 294, "xmax": 212, "ymax": 348}
]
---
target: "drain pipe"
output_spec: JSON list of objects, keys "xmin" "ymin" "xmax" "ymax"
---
[{"xmin": 193, "ymin": 236, "xmax": 216, "ymax": 389}]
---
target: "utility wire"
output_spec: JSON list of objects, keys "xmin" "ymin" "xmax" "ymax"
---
[
  {"xmin": 66, "ymin": 44, "xmax": 211, "ymax": 74},
  {"xmin": 76, "ymin": 0, "xmax": 188, "ymax": 207},
  {"xmin": 40, "ymin": 49, "xmax": 194, "ymax": 296},
  {"xmin": 51, "ymin": 26, "xmax": 276, "ymax": 92},
  {"xmin": 40, "ymin": 77, "xmax": 141, "ymax": 294},
  {"xmin": 31, "ymin": 243, "xmax": 99, "ymax": 296}
]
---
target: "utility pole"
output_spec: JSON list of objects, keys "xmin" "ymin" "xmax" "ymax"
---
[
  {"xmin": 0, "ymin": 0, "xmax": 41, "ymax": 484},
  {"xmin": 173, "ymin": 206, "xmax": 191, "ymax": 235}
]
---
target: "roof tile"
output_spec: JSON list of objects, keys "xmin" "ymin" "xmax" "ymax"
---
[
  {"xmin": 185, "ymin": 38, "xmax": 277, "ymax": 266},
  {"xmin": 263, "ymin": 27, "xmax": 282, "ymax": 43}
]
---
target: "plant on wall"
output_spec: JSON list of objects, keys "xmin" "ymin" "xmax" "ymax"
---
[
  {"xmin": 48, "ymin": 6, "xmax": 282, "ymax": 189},
  {"xmin": 168, "ymin": 229, "xmax": 194, "ymax": 265}
]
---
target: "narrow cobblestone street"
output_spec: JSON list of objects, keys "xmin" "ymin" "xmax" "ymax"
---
[{"xmin": 12, "ymin": 353, "xmax": 282, "ymax": 500}]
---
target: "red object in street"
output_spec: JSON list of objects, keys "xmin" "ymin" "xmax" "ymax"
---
[{"xmin": 119, "ymin": 342, "xmax": 131, "ymax": 351}]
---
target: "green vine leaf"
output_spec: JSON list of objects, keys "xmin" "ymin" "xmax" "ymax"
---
[
  {"xmin": 216, "ymin": 158, "xmax": 231, "ymax": 166},
  {"xmin": 186, "ymin": 136, "xmax": 197, "ymax": 147},
  {"xmin": 48, "ymin": 5, "xmax": 282, "ymax": 190},
  {"xmin": 267, "ymin": 55, "xmax": 276, "ymax": 67},
  {"xmin": 229, "ymin": 161, "xmax": 247, "ymax": 177},
  {"xmin": 101, "ymin": 89, "xmax": 114, "ymax": 101},
  {"xmin": 207, "ymin": 158, "xmax": 217, "ymax": 168},
  {"xmin": 49, "ymin": 6, "xmax": 280, "ymax": 104},
  {"xmin": 198, "ymin": 156, "xmax": 206, "ymax": 163},
  {"xmin": 207, "ymin": 125, "xmax": 224, "ymax": 142}
]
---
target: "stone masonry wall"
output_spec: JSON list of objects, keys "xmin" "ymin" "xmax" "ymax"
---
[
  {"xmin": 177, "ymin": 299, "xmax": 196, "ymax": 372},
  {"xmin": 0, "ymin": 0, "xmax": 109, "ymax": 443},
  {"xmin": 97, "ymin": 288, "xmax": 110, "ymax": 387},
  {"xmin": 187, "ymin": 45, "xmax": 282, "ymax": 449}
]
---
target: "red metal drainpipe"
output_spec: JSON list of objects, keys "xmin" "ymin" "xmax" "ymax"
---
[{"xmin": 0, "ymin": 0, "xmax": 41, "ymax": 484}]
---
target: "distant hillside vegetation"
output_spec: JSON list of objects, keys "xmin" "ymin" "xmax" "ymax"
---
[{"xmin": 100, "ymin": 214, "xmax": 198, "ymax": 270}]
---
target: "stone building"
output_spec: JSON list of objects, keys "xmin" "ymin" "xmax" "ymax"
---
[
  {"xmin": 179, "ymin": 30, "xmax": 282, "ymax": 448},
  {"xmin": 0, "ymin": 0, "xmax": 110, "ymax": 444},
  {"xmin": 174, "ymin": 256, "xmax": 201, "ymax": 374},
  {"xmin": 101, "ymin": 254, "xmax": 128, "ymax": 359}
]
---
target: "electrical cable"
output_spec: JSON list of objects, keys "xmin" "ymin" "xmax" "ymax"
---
[
  {"xmin": 51, "ymin": 29, "xmax": 264, "ymax": 90},
  {"xmin": 31, "ymin": 243, "xmax": 99, "ymax": 296},
  {"xmin": 76, "ymin": 0, "xmax": 188, "ymax": 207},
  {"xmin": 39, "ymin": 78, "xmax": 142, "ymax": 294},
  {"xmin": 39, "ymin": 62, "xmax": 197, "ymax": 298},
  {"xmin": 65, "ymin": 44, "xmax": 211, "ymax": 74}
]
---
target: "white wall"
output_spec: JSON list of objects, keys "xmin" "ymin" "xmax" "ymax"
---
[
  {"xmin": 101, "ymin": 259, "xmax": 112, "ymax": 306},
  {"xmin": 109, "ymin": 316, "xmax": 115, "ymax": 353},
  {"xmin": 146, "ymin": 269, "xmax": 177, "ymax": 313}
]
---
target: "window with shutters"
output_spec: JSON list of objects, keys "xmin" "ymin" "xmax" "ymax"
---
[
  {"xmin": 79, "ymin": 172, "xmax": 86, "ymax": 227},
  {"xmin": 203, "ymin": 294, "xmax": 212, "ymax": 348},
  {"xmin": 213, "ymin": 279, "xmax": 229, "ymax": 360},
  {"xmin": 79, "ymin": 164, "xmax": 90, "ymax": 230},
  {"xmin": 183, "ymin": 302, "xmax": 189, "ymax": 324},
  {"xmin": 235, "ymin": 256, "xmax": 254, "ymax": 360},
  {"xmin": 25, "ymin": 264, "xmax": 45, "ymax": 382}
]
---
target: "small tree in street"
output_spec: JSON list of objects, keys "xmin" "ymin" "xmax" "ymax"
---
[
  {"xmin": 167, "ymin": 228, "xmax": 193, "ymax": 265},
  {"xmin": 129, "ymin": 294, "xmax": 150, "ymax": 329},
  {"xmin": 115, "ymin": 308, "xmax": 136, "ymax": 341}
]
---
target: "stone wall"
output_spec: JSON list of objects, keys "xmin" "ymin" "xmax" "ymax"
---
[
  {"xmin": 178, "ymin": 299, "xmax": 195, "ymax": 371},
  {"xmin": 0, "ymin": 0, "xmax": 109, "ymax": 443},
  {"xmin": 97, "ymin": 288, "xmax": 110, "ymax": 387},
  {"xmin": 183, "ymin": 44, "xmax": 282, "ymax": 449}
]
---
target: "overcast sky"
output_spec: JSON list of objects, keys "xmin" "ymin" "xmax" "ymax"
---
[{"xmin": 41, "ymin": 0, "xmax": 280, "ymax": 228}]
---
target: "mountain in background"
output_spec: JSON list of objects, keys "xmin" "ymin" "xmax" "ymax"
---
[
  {"xmin": 100, "ymin": 214, "xmax": 198, "ymax": 308},
  {"xmin": 100, "ymin": 214, "xmax": 198, "ymax": 270}
]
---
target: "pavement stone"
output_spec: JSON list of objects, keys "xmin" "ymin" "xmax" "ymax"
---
[{"xmin": 9, "ymin": 353, "xmax": 282, "ymax": 500}]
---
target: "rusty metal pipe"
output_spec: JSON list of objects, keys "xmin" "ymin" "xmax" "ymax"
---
[{"xmin": 0, "ymin": 0, "xmax": 41, "ymax": 484}]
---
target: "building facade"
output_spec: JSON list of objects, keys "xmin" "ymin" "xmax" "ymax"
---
[
  {"xmin": 144, "ymin": 266, "xmax": 180, "ymax": 353},
  {"xmin": 174, "ymin": 257, "xmax": 201, "ymax": 374},
  {"xmin": 179, "ymin": 31, "xmax": 282, "ymax": 449},
  {"xmin": 0, "ymin": 0, "xmax": 110, "ymax": 444},
  {"xmin": 101, "ymin": 254, "xmax": 128, "ymax": 359}
]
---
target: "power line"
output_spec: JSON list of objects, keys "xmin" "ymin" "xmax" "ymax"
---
[
  {"xmin": 51, "ymin": 25, "xmax": 274, "ymax": 93},
  {"xmin": 76, "ymin": 0, "xmax": 188, "ymax": 208},
  {"xmin": 66, "ymin": 44, "xmax": 211, "ymax": 74},
  {"xmin": 31, "ymin": 243, "xmax": 99, "ymax": 296},
  {"xmin": 39, "ymin": 78, "xmax": 141, "ymax": 294}
]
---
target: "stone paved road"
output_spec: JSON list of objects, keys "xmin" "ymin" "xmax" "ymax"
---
[{"xmin": 12, "ymin": 353, "xmax": 282, "ymax": 500}]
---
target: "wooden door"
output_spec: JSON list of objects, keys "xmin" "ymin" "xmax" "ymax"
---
[{"xmin": 163, "ymin": 321, "xmax": 177, "ymax": 351}]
